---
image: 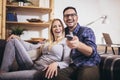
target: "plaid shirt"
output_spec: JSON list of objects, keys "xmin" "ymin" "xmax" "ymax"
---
[{"xmin": 65, "ymin": 23, "xmax": 101, "ymax": 67}]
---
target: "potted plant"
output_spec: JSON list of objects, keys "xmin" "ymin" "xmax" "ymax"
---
[
  {"xmin": 23, "ymin": 0, "xmax": 33, "ymax": 6},
  {"xmin": 10, "ymin": 26, "xmax": 26, "ymax": 36},
  {"xmin": 11, "ymin": 0, "xmax": 33, "ymax": 6}
]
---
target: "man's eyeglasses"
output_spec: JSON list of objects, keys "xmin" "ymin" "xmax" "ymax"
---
[{"xmin": 64, "ymin": 13, "xmax": 77, "ymax": 18}]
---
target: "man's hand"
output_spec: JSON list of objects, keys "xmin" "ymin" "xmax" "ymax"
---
[
  {"xmin": 44, "ymin": 62, "xmax": 58, "ymax": 79},
  {"xmin": 66, "ymin": 36, "xmax": 80, "ymax": 49},
  {"xmin": 66, "ymin": 36, "xmax": 93, "ymax": 56}
]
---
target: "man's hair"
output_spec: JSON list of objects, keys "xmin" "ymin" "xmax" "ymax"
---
[{"xmin": 63, "ymin": 6, "xmax": 77, "ymax": 14}]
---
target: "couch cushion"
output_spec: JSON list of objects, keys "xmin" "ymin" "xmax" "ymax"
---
[{"xmin": 28, "ymin": 48, "xmax": 42, "ymax": 61}]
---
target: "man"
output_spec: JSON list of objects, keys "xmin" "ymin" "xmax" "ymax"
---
[{"xmin": 40, "ymin": 6, "xmax": 101, "ymax": 80}]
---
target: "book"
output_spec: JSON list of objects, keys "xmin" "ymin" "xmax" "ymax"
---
[{"xmin": 6, "ymin": 12, "xmax": 17, "ymax": 21}]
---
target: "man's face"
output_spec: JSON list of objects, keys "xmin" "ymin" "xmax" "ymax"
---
[{"xmin": 63, "ymin": 9, "xmax": 78, "ymax": 31}]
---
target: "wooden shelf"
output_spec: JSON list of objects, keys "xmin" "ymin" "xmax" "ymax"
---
[
  {"xmin": 6, "ymin": 21, "xmax": 50, "ymax": 27},
  {"xmin": 6, "ymin": 5, "xmax": 52, "ymax": 13},
  {"xmin": 0, "ymin": 0, "xmax": 54, "ymax": 39}
]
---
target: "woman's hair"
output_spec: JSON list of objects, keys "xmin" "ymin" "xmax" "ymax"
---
[
  {"xmin": 49, "ymin": 18, "xmax": 65, "ymax": 43},
  {"xmin": 46, "ymin": 18, "xmax": 65, "ymax": 51}
]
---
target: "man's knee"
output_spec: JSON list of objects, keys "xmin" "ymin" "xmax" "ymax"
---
[
  {"xmin": 77, "ymin": 66, "xmax": 100, "ymax": 80},
  {"xmin": 38, "ymin": 68, "xmax": 73, "ymax": 80}
]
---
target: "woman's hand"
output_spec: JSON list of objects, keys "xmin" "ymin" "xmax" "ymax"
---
[
  {"xmin": 7, "ymin": 34, "xmax": 20, "ymax": 41},
  {"xmin": 44, "ymin": 62, "xmax": 58, "ymax": 79}
]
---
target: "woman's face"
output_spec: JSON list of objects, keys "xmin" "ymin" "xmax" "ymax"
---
[{"xmin": 52, "ymin": 20, "xmax": 63, "ymax": 38}]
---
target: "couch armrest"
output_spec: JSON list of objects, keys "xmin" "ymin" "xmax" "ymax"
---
[
  {"xmin": 0, "ymin": 39, "xmax": 7, "ymax": 67},
  {"xmin": 99, "ymin": 54, "xmax": 120, "ymax": 80}
]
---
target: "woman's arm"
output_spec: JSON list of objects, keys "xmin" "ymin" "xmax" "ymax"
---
[
  {"xmin": 44, "ymin": 43, "xmax": 71, "ymax": 79},
  {"xmin": 7, "ymin": 34, "xmax": 20, "ymax": 41},
  {"xmin": 7, "ymin": 34, "xmax": 42, "ymax": 51}
]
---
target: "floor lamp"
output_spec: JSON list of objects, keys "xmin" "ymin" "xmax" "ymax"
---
[
  {"xmin": 85, "ymin": 15, "xmax": 108, "ymax": 54},
  {"xmin": 85, "ymin": 15, "xmax": 107, "ymax": 26}
]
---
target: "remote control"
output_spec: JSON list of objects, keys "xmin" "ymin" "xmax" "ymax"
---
[{"xmin": 66, "ymin": 35, "xmax": 73, "ymax": 41}]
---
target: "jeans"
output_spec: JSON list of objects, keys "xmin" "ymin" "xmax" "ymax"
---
[
  {"xmin": 40, "ymin": 64, "xmax": 100, "ymax": 80},
  {"xmin": 0, "ymin": 39, "xmax": 41, "ymax": 80}
]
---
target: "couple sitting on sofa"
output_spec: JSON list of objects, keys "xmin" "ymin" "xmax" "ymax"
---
[{"xmin": 0, "ymin": 6, "xmax": 101, "ymax": 80}]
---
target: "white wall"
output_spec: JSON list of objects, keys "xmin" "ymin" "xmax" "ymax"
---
[
  {"xmin": 20, "ymin": 0, "xmax": 120, "ymax": 44},
  {"xmin": 54, "ymin": 0, "xmax": 120, "ymax": 44}
]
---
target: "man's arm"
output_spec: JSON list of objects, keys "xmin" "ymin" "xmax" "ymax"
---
[{"xmin": 66, "ymin": 36, "xmax": 93, "ymax": 56}]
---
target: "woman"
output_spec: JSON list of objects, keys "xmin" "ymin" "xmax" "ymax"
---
[{"xmin": 0, "ymin": 19, "xmax": 71, "ymax": 80}]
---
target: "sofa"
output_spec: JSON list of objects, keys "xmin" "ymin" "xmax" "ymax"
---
[
  {"xmin": 0, "ymin": 39, "xmax": 6, "ymax": 66},
  {"xmin": 0, "ymin": 39, "xmax": 120, "ymax": 80}
]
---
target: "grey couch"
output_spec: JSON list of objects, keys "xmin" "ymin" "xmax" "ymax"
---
[{"xmin": 0, "ymin": 39, "xmax": 120, "ymax": 80}]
